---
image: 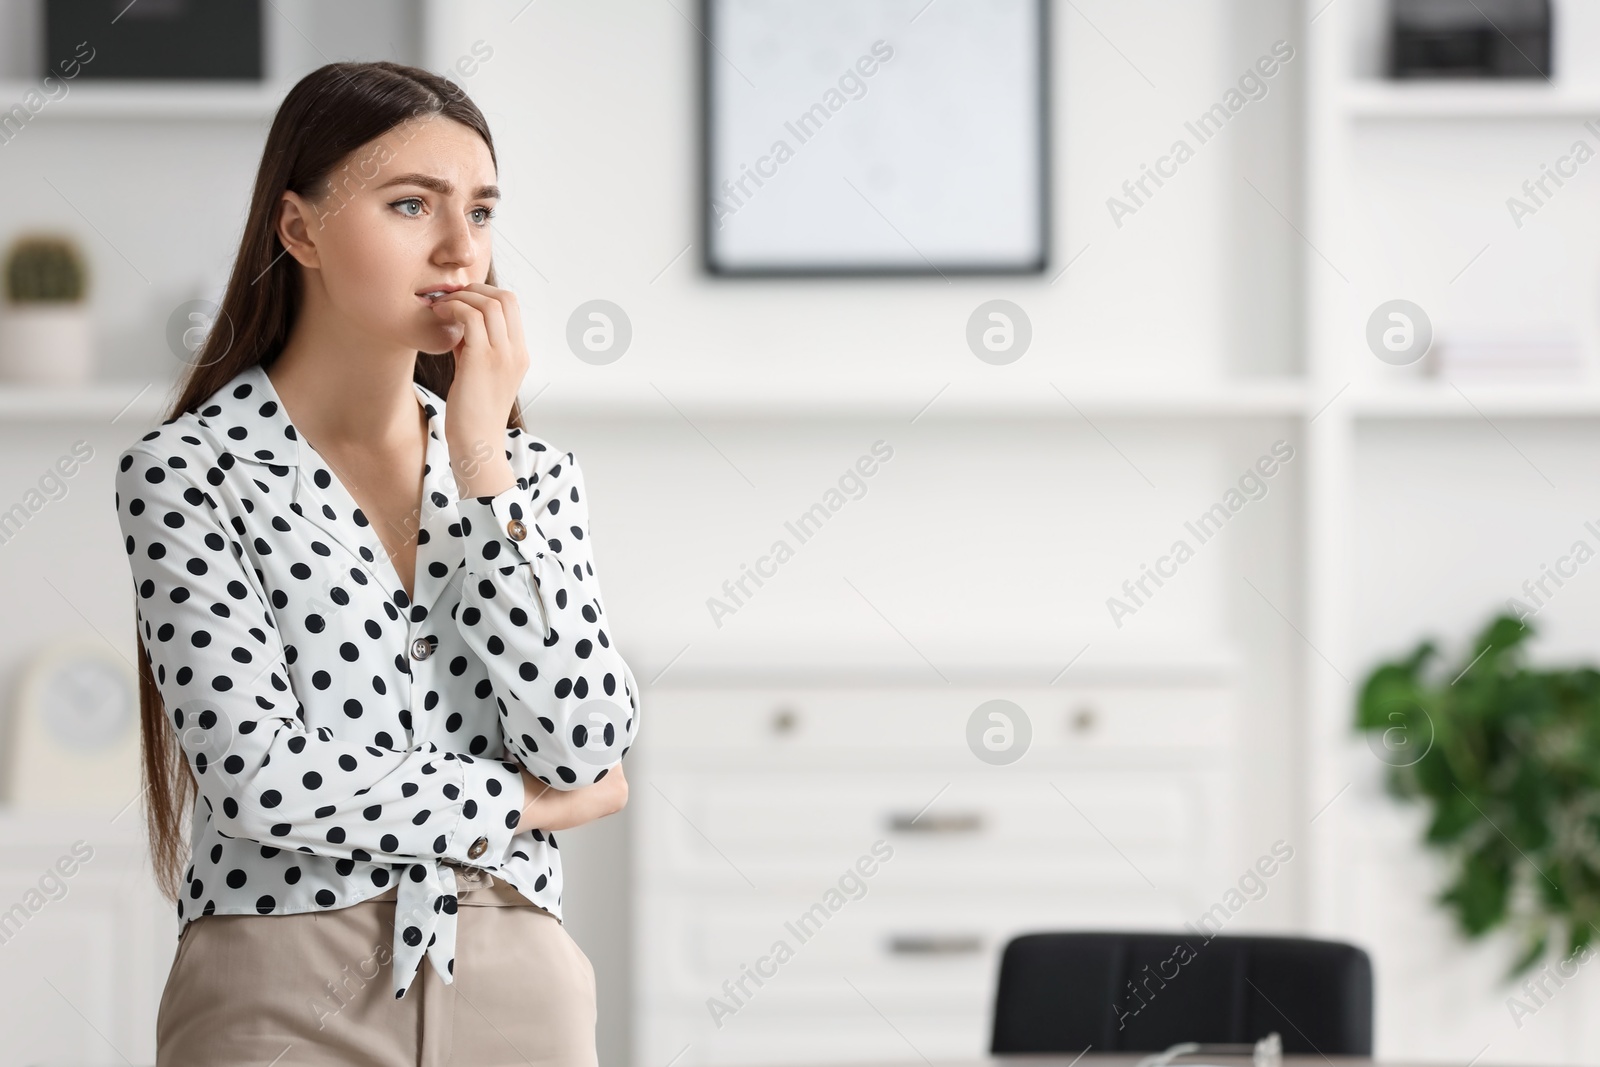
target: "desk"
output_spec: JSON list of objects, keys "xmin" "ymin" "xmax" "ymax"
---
[{"xmin": 752, "ymin": 1057, "xmax": 1510, "ymax": 1067}]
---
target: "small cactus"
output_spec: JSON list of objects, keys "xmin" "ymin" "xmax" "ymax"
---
[{"xmin": 4, "ymin": 235, "xmax": 87, "ymax": 303}]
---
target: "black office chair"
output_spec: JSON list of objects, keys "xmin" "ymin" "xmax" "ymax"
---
[{"xmin": 991, "ymin": 932, "xmax": 1373, "ymax": 1055}]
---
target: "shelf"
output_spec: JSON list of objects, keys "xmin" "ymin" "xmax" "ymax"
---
[
  {"xmin": 1339, "ymin": 82, "xmax": 1600, "ymax": 119},
  {"xmin": 0, "ymin": 80, "xmax": 283, "ymax": 119},
  {"xmin": 0, "ymin": 381, "xmax": 173, "ymax": 422},
  {"xmin": 1347, "ymin": 383, "xmax": 1600, "ymax": 418},
  {"xmin": 519, "ymin": 377, "xmax": 1310, "ymax": 419},
  {"xmin": 630, "ymin": 637, "xmax": 1241, "ymax": 688},
  {"xmin": 0, "ymin": 377, "xmax": 1310, "ymax": 423}
]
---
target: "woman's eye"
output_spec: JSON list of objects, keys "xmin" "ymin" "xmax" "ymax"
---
[{"xmin": 391, "ymin": 198, "xmax": 493, "ymax": 224}]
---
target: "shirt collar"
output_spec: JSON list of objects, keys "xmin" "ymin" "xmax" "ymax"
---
[
  {"xmin": 195, "ymin": 362, "xmax": 466, "ymax": 619},
  {"xmin": 195, "ymin": 362, "xmax": 444, "ymax": 469}
]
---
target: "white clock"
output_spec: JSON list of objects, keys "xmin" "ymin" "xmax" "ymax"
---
[{"xmin": 2, "ymin": 638, "xmax": 141, "ymax": 809}]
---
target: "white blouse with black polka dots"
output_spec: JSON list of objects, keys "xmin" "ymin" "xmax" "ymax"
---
[{"xmin": 114, "ymin": 362, "xmax": 640, "ymax": 1000}]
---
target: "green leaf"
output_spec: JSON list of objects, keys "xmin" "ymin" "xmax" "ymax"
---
[
  {"xmin": 1567, "ymin": 922, "xmax": 1595, "ymax": 959},
  {"xmin": 1509, "ymin": 932, "xmax": 1548, "ymax": 977},
  {"xmin": 1441, "ymin": 847, "xmax": 1511, "ymax": 936},
  {"xmin": 1355, "ymin": 609, "xmax": 1600, "ymax": 984}
]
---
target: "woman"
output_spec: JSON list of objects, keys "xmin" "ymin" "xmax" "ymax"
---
[{"xmin": 114, "ymin": 60, "xmax": 639, "ymax": 1066}]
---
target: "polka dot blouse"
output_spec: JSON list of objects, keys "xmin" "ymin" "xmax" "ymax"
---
[{"xmin": 114, "ymin": 362, "xmax": 640, "ymax": 1000}]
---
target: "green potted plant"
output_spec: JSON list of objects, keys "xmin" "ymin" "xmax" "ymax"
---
[
  {"xmin": 1356, "ymin": 612, "xmax": 1600, "ymax": 977},
  {"xmin": 0, "ymin": 233, "xmax": 91, "ymax": 385}
]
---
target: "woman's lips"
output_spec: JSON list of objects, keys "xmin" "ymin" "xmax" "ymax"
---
[{"xmin": 416, "ymin": 285, "xmax": 464, "ymax": 304}]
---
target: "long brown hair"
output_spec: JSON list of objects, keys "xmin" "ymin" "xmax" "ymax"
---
[{"xmin": 138, "ymin": 60, "xmax": 525, "ymax": 903}]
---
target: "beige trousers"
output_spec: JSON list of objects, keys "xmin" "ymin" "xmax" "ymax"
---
[{"xmin": 156, "ymin": 863, "xmax": 598, "ymax": 1067}]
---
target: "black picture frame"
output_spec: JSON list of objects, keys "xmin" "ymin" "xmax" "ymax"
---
[{"xmin": 44, "ymin": 0, "xmax": 264, "ymax": 81}]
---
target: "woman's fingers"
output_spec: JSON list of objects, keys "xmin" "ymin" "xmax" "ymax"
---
[
  {"xmin": 433, "ymin": 283, "xmax": 529, "ymax": 466},
  {"xmin": 468, "ymin": 284, "xmax": 523, "ymax": 364},
  {"xmin": 434, "ymin": 286, "xmax": 511, "ymax": 357},
  {"xmin": 430, "ymin": 294, "xmax": 491, "ymax": 362},
  {"xmin": 498, "ymin": 288, "xmax": 527, "ymax": 360}
]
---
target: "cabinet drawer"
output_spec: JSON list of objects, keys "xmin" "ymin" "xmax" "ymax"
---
[
  {"xmin": 637, "ymin": 1000, "xmax": 989, "ymax": 1067},
  {"xmin": 636, "ymin": 768, "xmax": 1228, "ymax": 890},
  {"xmin": 642, "ymin": 684, "xmax": 1232, "ymax": 760},
  {"xmin": 635, "ymin": 888, "xmax": 1197, "ymax": 1005}
]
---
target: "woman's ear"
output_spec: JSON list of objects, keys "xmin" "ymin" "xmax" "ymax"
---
[{"xmin": 276, "ymin": 190, "xmax": 322, "ymax": 270}]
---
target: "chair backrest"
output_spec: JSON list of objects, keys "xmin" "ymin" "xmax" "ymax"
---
[{"xmin": 991, "ymin": 932, "xmax": 1373, "ymax": 1055}]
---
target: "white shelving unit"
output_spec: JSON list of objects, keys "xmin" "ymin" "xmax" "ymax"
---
[
  {"xmin": 35, "ymin": 373, "xmax": 1600, "ymax": 424},
  {"xmin": 0, "ymin": 80, "xmax": 284, "ymax": 120},
  {"xmin": 11, "ymin": 375, "xmax": 1311, "ymax": 423},
  {"xmin": 0, "ymin": 382, "xmax": 173, "ymax": 422},
  {"xmin": 518, "ymin": 376, "xmax": 1312, "ymax": 419},
  {"xmin": 1304, "ymin": 2, "xmax": 1600, "ymax": 1064},
  {"xmin": 44, "ymin": 372, "xmax": 1600, "ymax": 423},
  {"xmin": 1346, "ymin": 384, "xmax": 1600, "ymax": 419},
  {"xmin": 1340, "ymin": 82, "xmax": 1600, "ymax": 119}
]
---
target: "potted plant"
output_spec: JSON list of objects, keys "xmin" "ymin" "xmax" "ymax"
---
[
  {"xmin": 1357, "ymin": 613, "xmax": 1600, "ymax": 977},
  {"xmin": 0, "ymin": 233, "xmax": 92, "ymax": 385}
]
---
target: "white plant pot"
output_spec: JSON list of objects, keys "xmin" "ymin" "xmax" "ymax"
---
[{"xmin": 0, "ymin": 303, "xmax": 93, "ymax": 385}]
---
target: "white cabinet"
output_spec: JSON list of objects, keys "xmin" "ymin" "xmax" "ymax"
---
[
  {"xmin": 631, "ymin": 678, "xmax": 1236, "ymax": 1066},
  {"xmin": 0, "ymin": 809, "xmax": 173, "ymax": 1067}
]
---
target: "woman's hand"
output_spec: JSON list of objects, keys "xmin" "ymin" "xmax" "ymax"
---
[
  {"xmin": 515, "ymin": 762, "xmax": 629, "ymax": 834},
  {"xmin": 428, "ymin": 282, "xmax": 527, "ymax": 499},
  {"xmin": 579, "ymin": 761, "xmax": 628, "ymax": 821}
]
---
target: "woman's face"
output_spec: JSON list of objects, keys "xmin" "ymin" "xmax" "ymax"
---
[{"xmin": 279, "ymin": 115, "xmax": 499, "ymax": 355}]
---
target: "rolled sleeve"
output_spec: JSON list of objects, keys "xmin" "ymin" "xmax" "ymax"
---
[{"xmin": 453, "ymin": 446, "xmax": 640, "ymax": 790}]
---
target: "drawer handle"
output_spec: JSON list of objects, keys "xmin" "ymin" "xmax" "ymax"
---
[
  {"xmin": 888, "ymin": 934, "xmax": 984, "ymax": 955},
  {"xmin": 888, "ymin": 812, "xmax": 983, "ymax": 833}
]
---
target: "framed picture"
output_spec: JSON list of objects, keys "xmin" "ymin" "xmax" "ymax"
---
[
  {"xmin": 702, "ymin": 0, "xmax": 1050, "ymax": 277},
  {"xmin": 45, "ymin": 0, "xmax": 264, "ymax": 81}
]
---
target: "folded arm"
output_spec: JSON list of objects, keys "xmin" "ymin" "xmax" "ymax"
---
[
  {"xmin": 117, "ymin": 444, "xmax": 526, "ymax": 867},
  {"xmin": 452, "ymin": 440, "xmax": 641, "ymax": 790}
]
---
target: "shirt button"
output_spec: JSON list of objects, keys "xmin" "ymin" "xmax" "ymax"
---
[
  {"xmin": 410, "ymin": 637, "xmax": 433, "ymax": 661},
  {"xmin": 506, "ymin": 518, "xmax": 527, "ymax": 541},
  {"xmin": 467, "ymin": 836, "xmax": 488, "ymax": 860}
]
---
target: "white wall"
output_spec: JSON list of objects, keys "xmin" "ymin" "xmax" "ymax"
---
[
  {"xmin": 425, "ymin": 0, "xmax": 1301, "ymax": 387},
  {"xmin": 419, "ymin": 5, "xmax": 1305, "ymax": 1060}
]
